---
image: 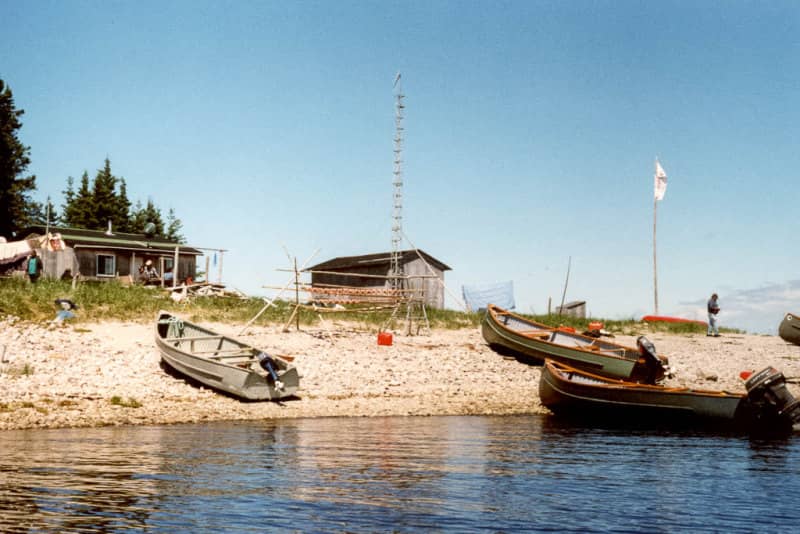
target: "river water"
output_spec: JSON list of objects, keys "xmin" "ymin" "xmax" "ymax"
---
[{"xmin": 1, "ymin": 415, "xmax": 798, "ymax": 532}]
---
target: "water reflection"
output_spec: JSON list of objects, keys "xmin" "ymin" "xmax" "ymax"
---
[
  {"xmin": 1, "ymin": 426, "xmax": 168, "ymax": 532},
  {"xmin": 1, "ymin": 416, "xmax": 798, "ymax": 532}
]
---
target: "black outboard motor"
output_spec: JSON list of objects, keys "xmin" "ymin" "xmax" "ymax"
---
[
  {"xmin": 257, "ymin": 352, "xmax": 284, "ymax": 391},
  {"xmin": 635, "ymin": 336, "xmax": 670, "ymax": 384},
  {"xmin": 745, "ymin": 367, "xmax": 800, "ymax": 425}
]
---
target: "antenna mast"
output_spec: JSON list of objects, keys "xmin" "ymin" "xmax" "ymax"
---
[{"xmin": 390, "ymin": 72, "xmax": 404, "ymax": 289}]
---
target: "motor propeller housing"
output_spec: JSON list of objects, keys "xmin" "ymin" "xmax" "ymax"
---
[{"xmin": 745, "ymin": 367, "xmax": 800, "ymax": 424}]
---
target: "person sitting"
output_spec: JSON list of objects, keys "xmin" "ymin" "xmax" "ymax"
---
[{"xmin": 139, "ymin": 260, "xmax": 159, "ymax": 284}]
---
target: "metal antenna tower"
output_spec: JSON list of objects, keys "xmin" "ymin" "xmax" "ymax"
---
[{"xmin": 390, "ymin": 72, "xmax": 404, "ymax": 290}]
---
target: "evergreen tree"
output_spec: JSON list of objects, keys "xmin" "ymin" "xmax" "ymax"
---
[
  {"xmin": 45, "ymin": 197, "xmax": 59, "ymax": 226},
  {"xmin": 57, "ymin": 158, "xmax": 186, "ymax": 240},
  {"xmin": 92, "ymin": 158, "xmax": 117, "ymax": 231},
  {"xmin": 165, "ymin": 208, "xmax": 186, "ymax": 243},
  {"xmin": 143, "ymin": 199, "xmax": 165, "ymax": 237},
  {"xmin": 130, "ymin": 199, "xmax": 164, "ymax": 237},
  {"xmin": 61, "ymin": 176, "xmax": 77, "ymax": 225},
  {"xmin": 68, "ymin": 171, "xmax": 96, "ymax": 228},
  {"xmin": 0, "ymin": 79, "xmax": 39, "ymax": 238},
  {"xmin": 29, "ymin": 196, "xmax": 59, "ymax": 226},
  {"xmin": 129, "ymin": 200, "xmax": 147, "ymax": 233},
  {"xmin": 115, "ymin": 177, "xmax": 132, "ymax": 232}
]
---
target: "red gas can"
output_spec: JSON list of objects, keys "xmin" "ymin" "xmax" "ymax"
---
[{"xmin": 377, "ymin": 332, "xmax": 393, "ymax": 346}]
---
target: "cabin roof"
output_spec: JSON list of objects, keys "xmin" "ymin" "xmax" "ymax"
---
[
  {"xmin": 560, "ymin": 300, "xmax": 586, "ymax": 309},
  {"xmin": 308, "ymin": 249, "xmax": 451, "ymax": 273},
  {"xmin": 20, "ymin": 225, "xmax": 203, "ymax": 255}
]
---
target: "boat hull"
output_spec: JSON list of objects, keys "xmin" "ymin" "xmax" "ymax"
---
[
  {"xmin": 539, "ymin": 360, "xmax": 791, "ymax": 433},
  {"xmin": 154, "ymin": 311, "xmax": 299, "ymax": 401},
  {"xmin": 482, "ymin": 305, "xmax": 663, "ymax": 383},
  {"xmin": 778, "ymin": 313, "xmax": 800, "ymax": 346}
]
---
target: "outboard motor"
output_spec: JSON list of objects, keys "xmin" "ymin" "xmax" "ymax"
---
[
  {"xmin": 635, "ymin": 336, "xmax": 671, "ymax": 383},
  {"xmin": 745, "ymin": 367, "xmax": 800, "ymax": 425},
  {"xmin": 257, "ymin": 352, "xmax": 284, "ymax": 391}
]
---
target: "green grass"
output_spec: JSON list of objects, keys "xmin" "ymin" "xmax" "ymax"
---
[
  {"xmin": 109, "ymin": 396, "xmax": 142, "ymax": 408},
  {"xmin": 0, "ymin": 277, "xmax": 742, "ymax": 334}
]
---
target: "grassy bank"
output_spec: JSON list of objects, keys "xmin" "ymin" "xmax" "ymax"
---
[{"xmin": 0, "ymin": 278, "xmax": 737, "ymax": 334}]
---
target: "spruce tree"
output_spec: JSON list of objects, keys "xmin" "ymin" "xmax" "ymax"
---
[
  {"xmin": 29, "ymin": 197, "xmax": 59, "ymax": 226},
  {"xmin": 0, "ymin": 79, "xmax": 39, "ymax": 238},
  {"xmin": 142, "ymin": 199, "xmax": 165, "ymax": 237},
  {"xmin": 115, "ymin": 177, "xmax": 132, "ymax": 232},
  {"xmin": 70, "ymin": 171, "xmax": 95, "ymax": 228},
  {"xmin": 61, "ymin": 176, "xmax": 75, "ymax": 223},
  {"xmin": 130, "ymin": 199, "xmax": 164, "ymax": 237},
  {"xmin": 92, "ymin": 158, "xmax": 117, "ymax": 231},
  {"xmin": 129, "ymin": 200, "xmax": 147, "ymax": 232},
  {"xmin": 165, "ymin": 208, "xmax": 186, "ymax": 243}
]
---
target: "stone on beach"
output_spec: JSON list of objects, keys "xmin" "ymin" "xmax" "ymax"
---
[{"xmin": 1, "ymin": 316, "xmax": 799, "ymax": 430}]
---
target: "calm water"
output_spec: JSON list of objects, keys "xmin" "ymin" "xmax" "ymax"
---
[{"xmin": 1, "ymin": 415, "xmax": 798, "ymax": 533}]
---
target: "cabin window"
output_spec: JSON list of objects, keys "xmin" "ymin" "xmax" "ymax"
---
[{"xmin": 96, "ymin": 254, "xmax": 116, "ymax": 277}]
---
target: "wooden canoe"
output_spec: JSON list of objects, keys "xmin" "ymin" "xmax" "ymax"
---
[
  {"xmin": 539, "ymin": 360, "xmax": 799, "ymax": 433},
  {"xmin": 778, "ymin": 312, "xmax": 800, "ymax": 346},
  {"xmin": 154, "ymin": 311, "xmax": 299, "ymax": 400},
  {"xmin": 481, "ymin": 304, "xmax": 668, "ymax": 384}
]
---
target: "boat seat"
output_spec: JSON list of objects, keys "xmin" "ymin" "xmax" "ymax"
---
[
  {"xmin": 208, "ymin": 355, "xmax": 258, "ymax": 365},
  {"xmin": 164, "ymin": 335, "xmax": 225, "ymax": 342},
  {"xmin": 207, "ymin": 351, "xmax": 257, "ymax": 359},
  {"xmin": 521, "ymin": 331, "xmax": 552, "ymax": 340}
]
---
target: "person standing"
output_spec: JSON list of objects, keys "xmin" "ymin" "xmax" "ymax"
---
[
  {"xmin": 27, "ymin": 250, "xmax": 43, "ymax": 283},
  {"xmin": 707, "ymin": 293, "xmax": 720, "ymax": 337}
]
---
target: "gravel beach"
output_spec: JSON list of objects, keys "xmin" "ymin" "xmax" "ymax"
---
[{"xmin": 2, "ymin": 315, "xmax": 800, "ymax": 431}]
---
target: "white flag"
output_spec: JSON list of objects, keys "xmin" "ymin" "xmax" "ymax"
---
[{"xmin": 654, "ymin": 160, "xmax": 668, "ymax": 201}]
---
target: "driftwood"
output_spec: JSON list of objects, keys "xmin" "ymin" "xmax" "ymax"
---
[{"xmin": 167, "ymin": 282, "xmax": 246, "ymax": 300}]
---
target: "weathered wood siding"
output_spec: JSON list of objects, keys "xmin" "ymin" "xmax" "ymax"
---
[
  {"xmin": 404, "ymin": 257, "xmax": 445, "ymax": 308},
  {"xmin": 310, "ymin": 259, "xmax": 446, "ymax": 308},
  {"xmin": 73, "ymin": 248, "xmax": 196, "ymax": 281}
]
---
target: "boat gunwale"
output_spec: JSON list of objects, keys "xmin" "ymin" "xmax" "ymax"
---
[
  {"xmin": 485, "ymin": 304, "xmax": 637, "ymax": 363},
  {"xmin": 154, "ymin": 311, "xmax": 299, "ymax": 401},
  {"xmin": 544, "ymin": 360, "xmax": 745, "ymax": 399},
  {"xmin": 155, "ymin": 312, "xmax": 290, "ymax": 372}
]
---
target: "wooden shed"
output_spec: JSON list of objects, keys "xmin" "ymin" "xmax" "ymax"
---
[
  {"xmin": 307, "ymin": 250, "xmax": 451, "ymax": 308},
  {"xmin": 555, "ymin": 300, "xmax": 587, "ymax": 319},
  {"xmin": 20, "ymin": 225, "xmax": 202, "ymax": 285}
]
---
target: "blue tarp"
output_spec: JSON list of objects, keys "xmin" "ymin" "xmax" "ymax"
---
[{"xmin": 462, "ymin": 281, "xmax": 515, "ymax": 312}]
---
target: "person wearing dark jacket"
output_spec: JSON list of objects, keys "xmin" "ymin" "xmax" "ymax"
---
[
  {"xmin": 707, "ymin": 293, "xmax": 720, "ymax": 337},
  {"xmin": 27, "ymin": 250, "xmax": 43, "ymax": 283}
]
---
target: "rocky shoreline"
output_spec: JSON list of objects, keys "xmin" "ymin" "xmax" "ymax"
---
[{"xmin": 2, "ymin": 315, "xmax": 799, "ymax": 431}]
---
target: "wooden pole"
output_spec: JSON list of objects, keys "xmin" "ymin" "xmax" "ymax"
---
[
  {"xmin": 173, "ymin": 246, "xmax": 179, "ymax": 288},
  {"xmin": 558, "ymin": 256, "xmax": 571, "ymax": 316},
  {"xmin": 653, "ymin": 197, "xmax": 659, "ymax": 315},
  {"xmin": 205, "ymin": 256, "xmax": 210, "ymax": 284},
  {"xmin": 294, "ymin": 257, "xmax": 300, "ymax": 331},
  {"xmin": 218, "ymin": 250, "xmax": 224, "ymax": 284}
]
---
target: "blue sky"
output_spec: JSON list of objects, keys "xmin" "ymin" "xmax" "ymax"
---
[{"xmin": 2, "ymin": 1, "xmax": 798, "ymax": 333}]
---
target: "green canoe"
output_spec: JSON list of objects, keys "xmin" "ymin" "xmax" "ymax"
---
[{"xmin": 481, "ymin": 304, "xmax": 668, "ymax": 384}]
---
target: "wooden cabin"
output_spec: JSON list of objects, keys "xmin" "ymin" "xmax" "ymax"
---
[
  {"xmin": 19, "ymin": 225, "xmax": 202, "ymax": 285},
  {"xmin": 555, "ymin": 300, "xmax": 587, "ymax": 318},
  {"xmin": 307, "ymin": 250, "xmax": 451, "ymax": 308}
]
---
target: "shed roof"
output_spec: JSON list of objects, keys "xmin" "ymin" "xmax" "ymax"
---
[
  {"xmin": 21, "ymin": 225, "xmax": 203, "ymax": 255},
  {"xmin": 308, "ymin": 249, "xmax": 451, "ymax": 273}
]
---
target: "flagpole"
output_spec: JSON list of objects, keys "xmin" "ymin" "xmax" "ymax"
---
[{"xmin": 653, "ymin": 191, "xmax": 659, "ymax": 315}]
